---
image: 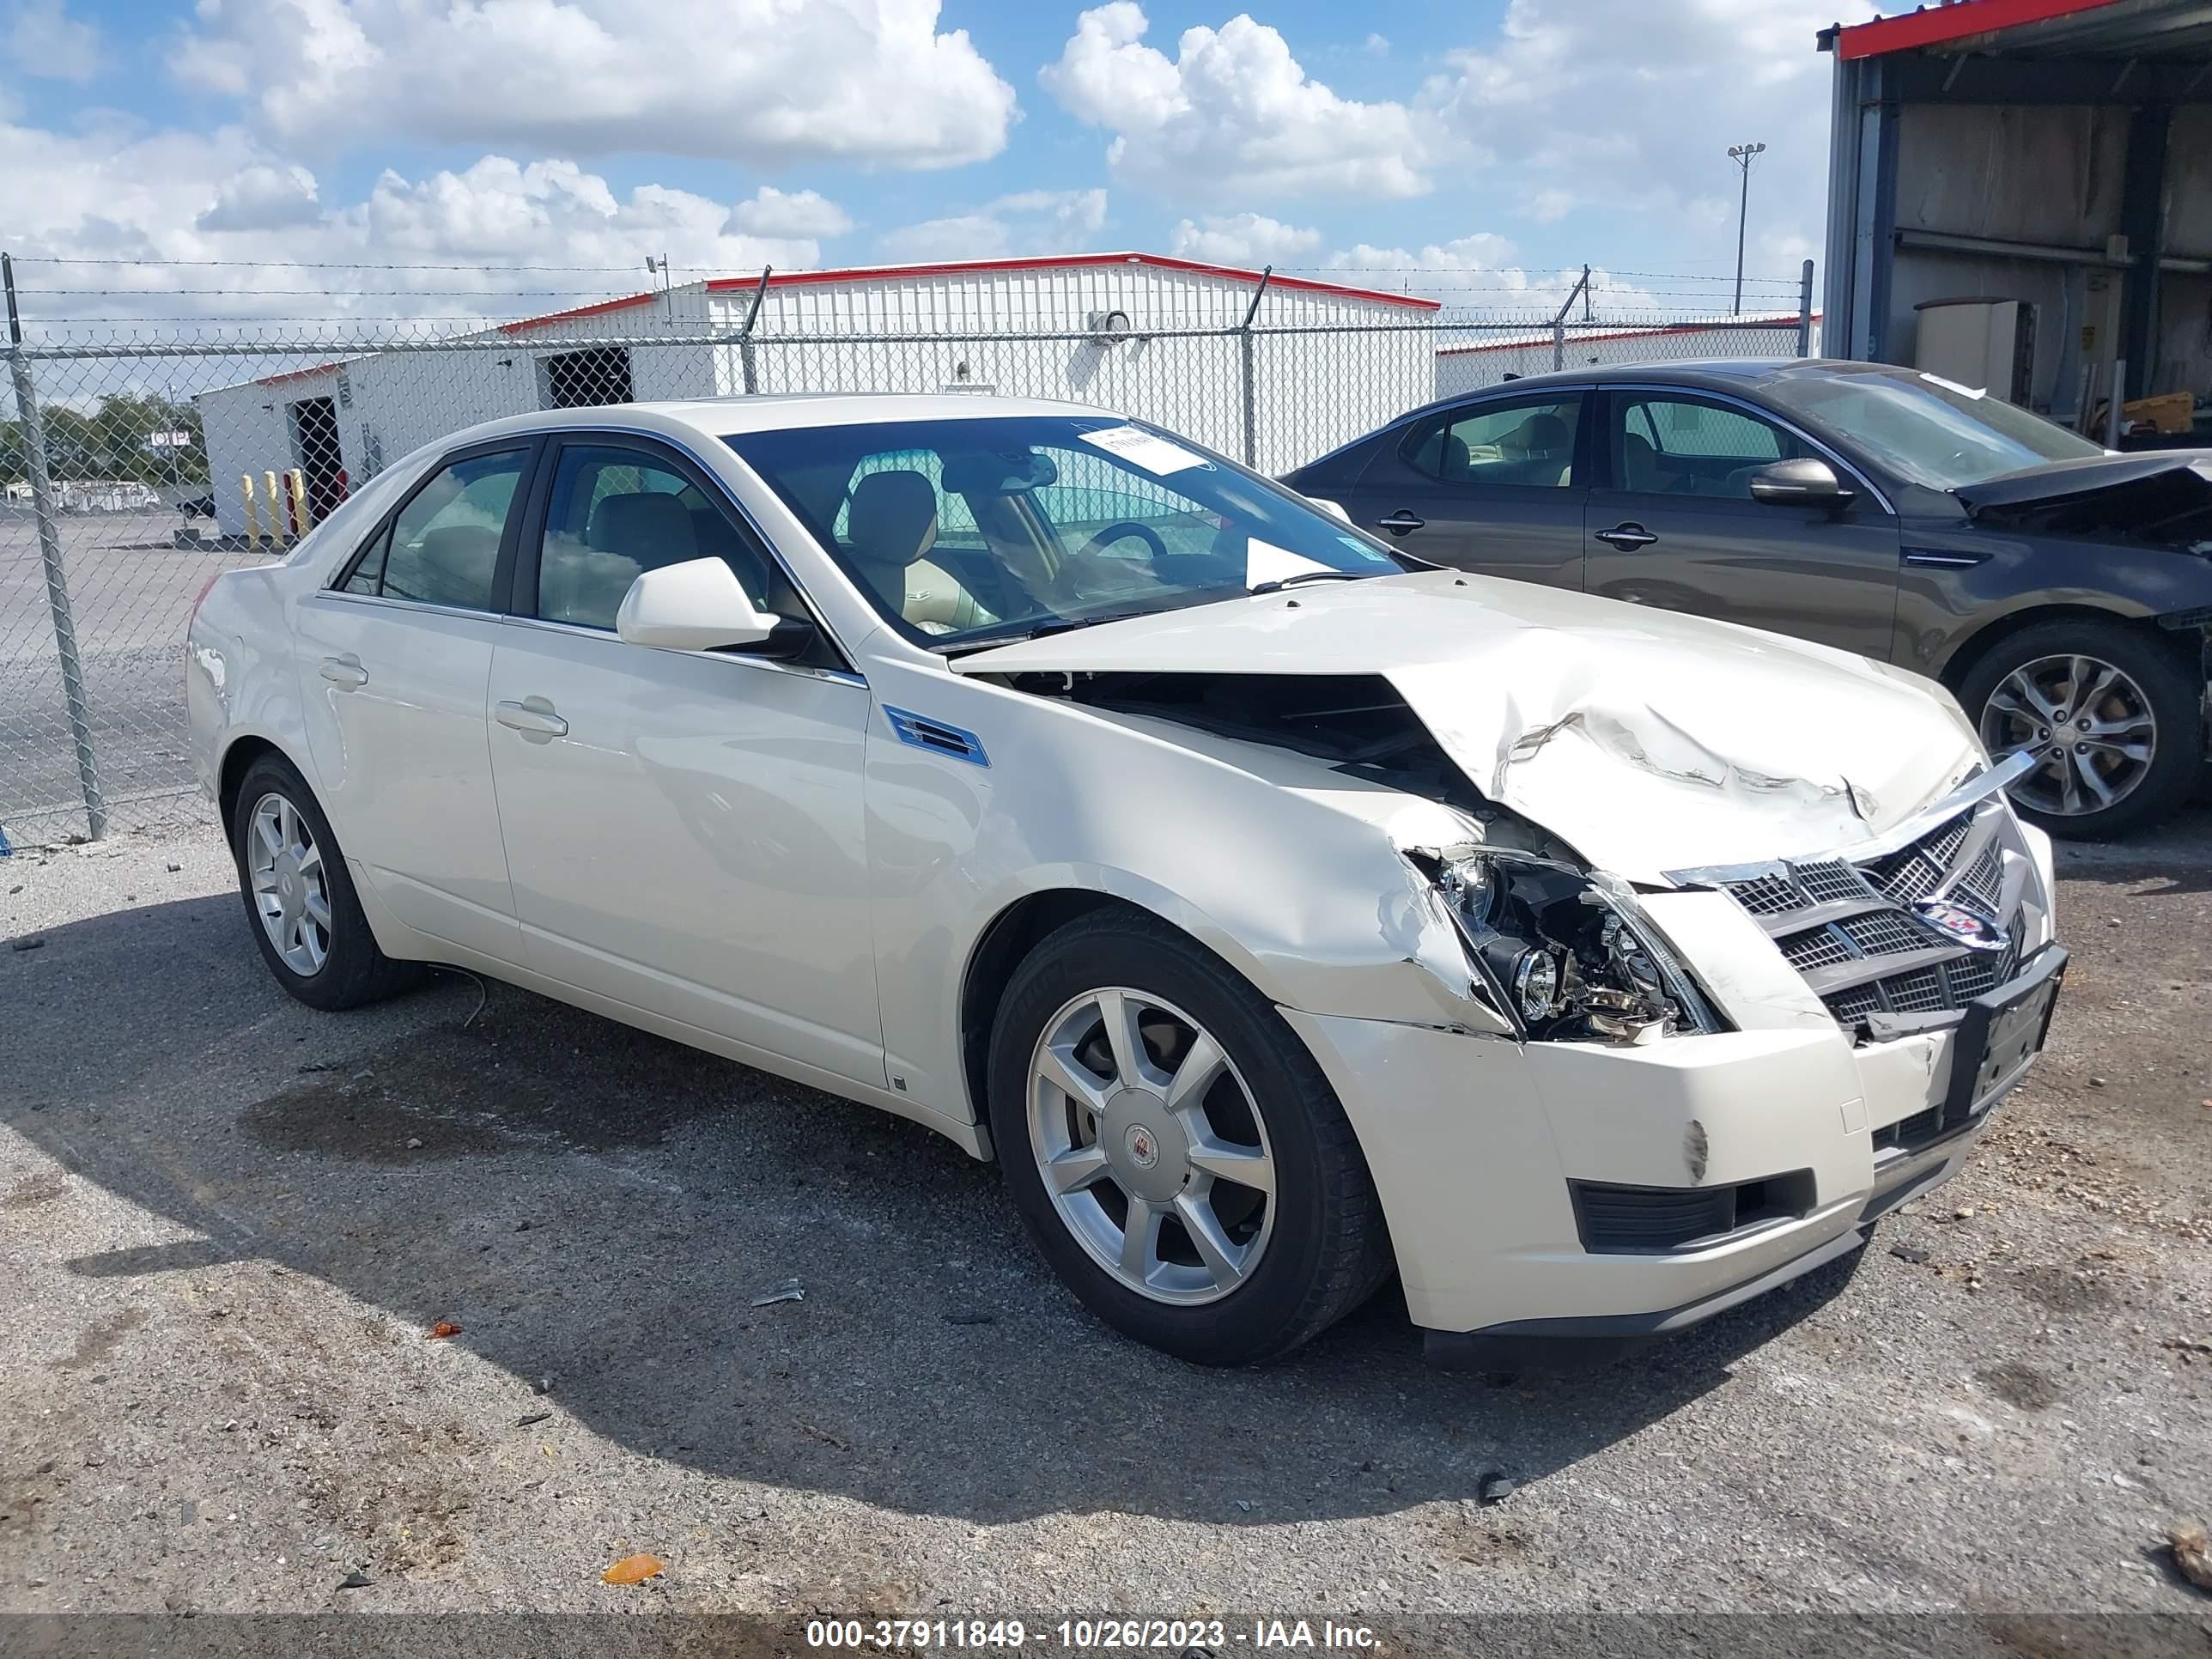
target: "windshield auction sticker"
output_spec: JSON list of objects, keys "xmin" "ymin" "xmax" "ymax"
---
[{"xmin": 1080, "ymin": 423, "xmax": 1208, "ymax": 476}]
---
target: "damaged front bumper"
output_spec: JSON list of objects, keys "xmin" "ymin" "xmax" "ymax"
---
[{"xmin": 1282, "ymin": 760, "xmax": 2063, "ymax": 1366}]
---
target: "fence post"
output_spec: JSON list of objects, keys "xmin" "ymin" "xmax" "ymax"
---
[
  {"xmin": 737, "ymin": 266, "xmax": 772, "ymax": 396},
  {"xmin": 3, "ymin": 252, "xmax": 107, "ymax": 842},
  {"xmin": 1237, "ymin": 265, "xmax": 1273, "ymax": 467},
  {"xmin": 1796, "ymin": 258, "xmax": 1816, "ymax": 356},
  {"xmin": 1551, "ymin": 265, "xmax": 1591, "ymax": 372}
]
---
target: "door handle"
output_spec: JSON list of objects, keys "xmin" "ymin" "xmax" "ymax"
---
[
  {"xmin": 318, "ymin": 654, "xmax": 368, "ymax": 689},
  {"xmin": 1374, "ymin": 511, "xmax": 1426, "ymax": 536},
  {"xmin": 1594, "ymin": 523, "xmax": 1659, "ymax": 550},
  {"xmin": 495, "ymin": 699, "xmax": 568, "ymax": 739}
]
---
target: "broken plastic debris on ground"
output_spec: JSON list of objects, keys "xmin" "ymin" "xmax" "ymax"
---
[{"xmin": 601, "ymin": 1553, "xmax": 665, "ymax": 1586}]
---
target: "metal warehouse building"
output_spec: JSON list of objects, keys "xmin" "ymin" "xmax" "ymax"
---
[
  {"xmin": 1820, "ymin": 0, "xmax": 2212, "ymax": 431},
  {"xmin": 196, "ymin": 252, "xmax": 1438, "ymax": 537}
]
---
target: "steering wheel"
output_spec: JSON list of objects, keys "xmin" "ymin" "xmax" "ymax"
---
[{"xmin": 1074, "ymin": 520, "xmax": 1170, "ymax": 562}]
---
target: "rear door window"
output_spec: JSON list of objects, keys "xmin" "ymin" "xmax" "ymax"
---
[
  {"xmin": 1402, "ymin": 396, "xmax": 1583, "ymax": 489},
  {"xmin": 344, "ymin": 448, "xmax": 527, "ymax": 610}
]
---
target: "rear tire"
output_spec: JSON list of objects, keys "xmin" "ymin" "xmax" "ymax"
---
[
  {"xmin": 228, "ymin": 752, "xmax": 424, "ymax": 1011},
  {"xmin": 988, "ymin": 910, "xmax": 1391, "ymax": 1365},
  {"xmin": 1957, "ymin": 618, "xmax": 2202, "ymax": 840}
]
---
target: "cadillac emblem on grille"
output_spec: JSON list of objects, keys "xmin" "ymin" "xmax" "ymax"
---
[{"xmin": 1911, "ymin": 897, "xmax": 2010, "ymax": 953}]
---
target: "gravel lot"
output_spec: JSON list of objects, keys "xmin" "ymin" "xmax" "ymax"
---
[{"xmin": 2, "ymin": 813, "xmax": 2209, "ymax": 1646}]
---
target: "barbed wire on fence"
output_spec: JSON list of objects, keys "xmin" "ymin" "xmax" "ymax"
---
[{"xmin": 2, "ymin": 270, "xmax": 1816, "ymax": 842}]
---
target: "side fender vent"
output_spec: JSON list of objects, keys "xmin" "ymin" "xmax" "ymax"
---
[{"xmin": 883, "ymin": 705, "xmax": 990, "ymax": 768}]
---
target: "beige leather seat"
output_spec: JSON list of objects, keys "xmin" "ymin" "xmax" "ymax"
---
[{"xmin": 846, "ymin": 471, "xmax": 994, "ymax": 635}]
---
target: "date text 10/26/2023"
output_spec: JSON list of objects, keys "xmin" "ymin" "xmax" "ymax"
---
[{"xmin": 804, "ymin": 1618, "xmax": 1382, "ymax": 1650}]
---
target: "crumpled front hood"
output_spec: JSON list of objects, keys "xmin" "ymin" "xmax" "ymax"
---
[
  {"xmin": 1955, "ymin": 451, "xmax": 2212, "ymax": 544},
  {"xmin": 950, "ymin": 572, "xmax": 1983, "ymax": 883}
]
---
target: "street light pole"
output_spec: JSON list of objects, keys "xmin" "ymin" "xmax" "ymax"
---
[{"xmin": 1728, "ymin": 141, "xmax": 1765, "ymax": 316}]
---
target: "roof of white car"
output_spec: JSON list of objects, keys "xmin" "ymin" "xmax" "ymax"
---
[{"xmin": 482, "ymin": 393, "xmax": 1110, "ymax": 444}]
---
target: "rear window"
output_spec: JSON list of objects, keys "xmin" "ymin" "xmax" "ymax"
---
[{"xmin": 343, "ymin": 448, "xmax": 526, "ymax": 611}]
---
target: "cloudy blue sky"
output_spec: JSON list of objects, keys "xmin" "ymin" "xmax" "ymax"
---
[{"xmin": 1, "ymin": 0, "xmax": 1877, "ymax": 321}]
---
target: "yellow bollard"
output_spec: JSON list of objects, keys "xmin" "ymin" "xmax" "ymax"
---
[
  {"xmin": 288, "ymin": 469, "xmax": 308, "ymax": 538},
  {"xmin": 263, "ymin": 471, "xmax": 284, "ymax": 544},
  {"xmin": 240, "ymin": 473, "xmax": 262, "ymax": 547}
]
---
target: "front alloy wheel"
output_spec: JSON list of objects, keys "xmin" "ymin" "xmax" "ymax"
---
[
  {"xmin": 988, "ymin": 910, "xmax": 1391, "ymax": 1365},
  {"xmin": 1979, "ymin": 653, "xmax": 2157, "ymax": 820},
  {"xmin": 1029, "ymin": 987, "xmax": 1277, "ymax": 1304},
  {"xmin": 1959, "ymin": 617, "xmax": 2203, "ymax": 839}
]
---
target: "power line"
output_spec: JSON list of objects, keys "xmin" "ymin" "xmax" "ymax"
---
[{"xmin": 3, "ymin": 255, "xmax": 695, "ymax": 273}]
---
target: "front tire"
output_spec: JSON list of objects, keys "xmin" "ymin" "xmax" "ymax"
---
[
  {"xmin": 1957, "ymin": 618, "xmax": 2203, "ymax": 839},
  {"xmin": 228, "ymin": 752, "xmax": 423, "ymax": 1011},
  {"xmin": 988, "ymin": 911, "xmax": 1391, "ymax": 1365}
]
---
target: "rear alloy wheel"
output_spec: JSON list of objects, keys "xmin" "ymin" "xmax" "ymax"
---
[
  {"xmin": 228, "ymin": 752, "xmax": 425, "ymax": 1011},
  {"xmin": 1960, "ymin": 619, "xmax": 2203, "ymax": 839},
  {"xmin": 988, "ymin": 911, "xmax": 1391, "ymax": 1365},
  {"xmin": 246, "ymin": 792, "xmax": 333, "ymax": 975}
]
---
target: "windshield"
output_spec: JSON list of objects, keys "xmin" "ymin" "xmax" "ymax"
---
[
  {"xmin": 723, "ymin": 413, "xmax": 1405, "ymax": 651},
  {"xmin": 1764, "ymin": 367, "xmax": 2104, "ymax": 490}
]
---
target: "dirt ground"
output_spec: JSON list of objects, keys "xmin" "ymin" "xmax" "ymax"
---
[{"xmin": 1, "ymin": 813, "xmax": 2209, "ymax": 1651}]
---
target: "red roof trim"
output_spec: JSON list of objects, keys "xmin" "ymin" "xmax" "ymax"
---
[
  {"xmin": 499, "ymin": 289, "xmax": 662, "ymax": 334},
  {"xmin": 702, "ymin": 252, "xmax": 1440, "ymax": 312},
  {"xmin": 496, "ymin": 252, "xmax": 1440, "ymax": 335},
  {"xmin": 1831, "ymin": 0, "xmax": 2124, "ymax": 60},
  {"xmin": 256, "ymin": 360, "xmax": 343, "ymax": 387},
  {"xmin": 1434, "ymin": 315, "xmax": 1820, "ymax": 356}
]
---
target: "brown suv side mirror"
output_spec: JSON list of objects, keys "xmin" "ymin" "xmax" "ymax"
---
[{"xmin": 1749, "ymin": 458, "xmax": 1855, "ymax": 508}]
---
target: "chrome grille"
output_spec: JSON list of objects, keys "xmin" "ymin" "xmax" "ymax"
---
[
  {"xmin": 1886, "ymin": 968, "xmax": 1948, "ymax": 1013},
  {"xmin": 1956, "ymin": 842, "xmax": 2003, "ymax": 918},
  {"xmin": 1727, "ymin": 872, "xmax": 1807, "ymax": 915},
  {"xmin": 1791, "ymin": 860, "xmax": 1873, "ymax": 907},
  {"xmin": 1697, "ymin": 790, "xmax": 2033, "ymax": 1038},
  {"xmin": 1947, "ymin": 951, "xmax": 2003, "ymax": 1001},
  {"xmin": 1838, "ymin": 911, "xmax": 1929, "ymax": 957},
  {"xmin": 1781, "ymin": 927, "xmax": 1854, "ymax": 969}
]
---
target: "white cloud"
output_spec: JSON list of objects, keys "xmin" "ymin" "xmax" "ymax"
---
[
  {"xmin": 726, "ymin": 186, "xmax": 854, "ymax": 240},
  {"xmin": 1363, "ymin": 33, "xmax": 1389, "ymax": 56},
  {"xmin": 1042, "ymin": 3, "xmax": 1437, "ymax": 204},
  {"xmin": 1423, "ymin": 0, "xmax": 1836, "ymax": 264},
  {"xmin": 1, "ymin": 126, "xmax": 827, "ymax": 325},
  {"xmin": 878, "ymin": 189, "xmax": 1107, "ymax": 262},
  {"xmin": 1170, "ymin": 213, "xmax": 1320, "ymax": 266},
  {"xmin": 195, "ymin": 161, "xmax": 320, "ymax": 232},
  {"xmin": 1317, "ymin": 235, "xmax": 1668, "ymax": 314},
  {"xmin": 174, "ymin": 0, "xmax": 1017, "ymax": 170},
  {"xmin": 7, "ymin": 0, "xmax": 99, "ymax": 80}
]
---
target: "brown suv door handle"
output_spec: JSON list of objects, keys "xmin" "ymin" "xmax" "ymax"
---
[
  {"xmin": 1375, "ymin": 511, "xmax": 1426, "ymax": 536},
  {"xmin": 1595, "ymin": 522, "xmax": 1659, "ymax": 550}
]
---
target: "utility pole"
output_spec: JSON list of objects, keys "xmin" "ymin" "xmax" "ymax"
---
[{"xmin": 1728, "ymin": 142, "xmax": 1766, "ymax": 316}]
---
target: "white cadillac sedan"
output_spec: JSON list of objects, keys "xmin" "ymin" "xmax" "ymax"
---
[{"xmin": 187, "ymin": 395, "xmax": 2064, "ymax": 1368}]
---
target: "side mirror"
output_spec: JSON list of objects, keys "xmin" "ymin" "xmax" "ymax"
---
[
  {"xmin": 1748, "ymin": 457, "xmax": 1854, "ymax": 508},
  {"xmin": 1305, "ymin": 495, "xmax": 1352, "ymax": 525},
  {"xmin": 616, "ymin": 557, "xmax": 793, "ymax": 653}
]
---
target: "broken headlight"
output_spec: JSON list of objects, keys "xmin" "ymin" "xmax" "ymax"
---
[{"xmin": 1429, "ymin": 851, "xmax": 1720, "ymax": 1042}]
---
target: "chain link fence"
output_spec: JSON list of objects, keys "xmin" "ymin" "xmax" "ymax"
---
[{"xmin": 2, "ymin": 269, "xmax": 1814, "ymax": 844}]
